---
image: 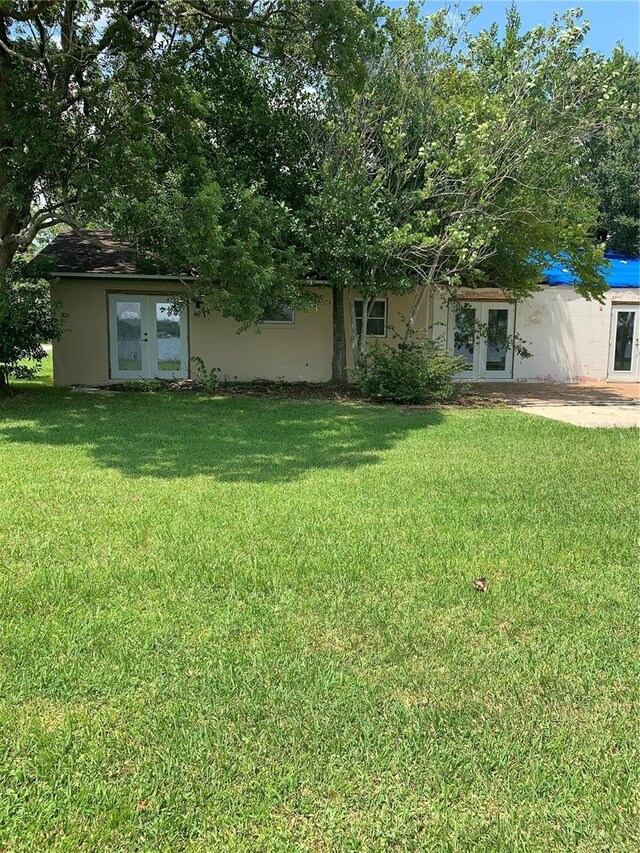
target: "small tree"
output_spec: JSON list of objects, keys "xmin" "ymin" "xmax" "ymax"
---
[{"xmin": 0, "ymin": 262, "xmax": 64, "ymax": 390}]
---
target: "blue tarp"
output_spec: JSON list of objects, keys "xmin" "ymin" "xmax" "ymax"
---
[{"xmin": 544, "ymin": 252, "xmax": 640, "ymax": 289}]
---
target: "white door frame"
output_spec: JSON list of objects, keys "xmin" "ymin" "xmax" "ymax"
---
[
  {"xmin": 478, "ymin": 302, "xmax": 516, "ymax": 380},
  {"xmin": 448, "ymin": 301, "xmax": 516, "ymax": 381},
  {"xmin": 108, "ymin": 294, "xmax": 189, "ymax": 380},
  {"xmin": 608, "ymin": 304, "xmax": 640, "ymax": 381}
]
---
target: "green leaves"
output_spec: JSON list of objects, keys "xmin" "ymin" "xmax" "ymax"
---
[
  {"xmin": 587, "ymin": 49, "xmax": 640, "ymax": 257},
  {"xmin": 0, "ymin": 260, "xmax": 64, "ymax": 386}
]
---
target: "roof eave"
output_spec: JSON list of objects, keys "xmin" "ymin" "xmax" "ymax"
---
[{"xmin": 52, "ymin": 272, "xmax": 195, "ymax": 281}]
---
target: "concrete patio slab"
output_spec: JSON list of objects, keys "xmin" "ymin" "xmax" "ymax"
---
[
  {"xmin": 472, "ymin": 382, "xmax": 640, "ymax": 406},
  {"xmin": 470, "ymin": 382, "xmax": 640, "ymax": 428},
  {"xmin": 520, "ymin": 404, "xmax": 640, "ymax": 429}
]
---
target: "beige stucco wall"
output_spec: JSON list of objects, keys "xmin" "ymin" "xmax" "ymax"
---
[
  {"xmin": 51, "ymin": 278, "xmax": 183, "ymax": 386},
  {"xmin": 51, "ymin": 278, "xmax": 429, "ymax": 386}
]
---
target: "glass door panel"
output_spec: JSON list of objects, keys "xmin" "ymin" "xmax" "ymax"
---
[
  {"xmin": 110, "ymin": 297, "xmax": 149, "ymax": 379},
  {"xmin": 613, "ymin": 311, "xmax": 635, "ymax": 371},
  {"xmin": 154, "ymin": 301, "xmax": 185, "ymax": 374},
  {"xmin": 453, "ymin": 306, "xmax": 477, "ymax": 373},
  {"xmin": 484, "ymin": 308, "xmax": 510, "ymax": 372},
  {"xmin": 115, "ymin": 300, "xmax": 144, "ymax": 371},
  {"xmin": 609, "ymin": 307, "xmax": 639, "ymax": 379}
]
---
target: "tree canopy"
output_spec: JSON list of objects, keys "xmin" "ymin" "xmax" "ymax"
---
[
  {"xmin": 306, "ymin": 3, "xmax": 625, "ymax": 374},
  {"xmin": 0, "ymin": 0, "xmax": 377, "ymax": 268},
  {"xmin": 588, "ymin": 48, "xmax": 639, "ymax": 257}
]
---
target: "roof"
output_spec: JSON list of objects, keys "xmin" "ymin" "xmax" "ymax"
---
[
  {"xmin": 544, "ymin": 252, "xmax": 640, "ymax": 289},
  {"xmin": 35, "ymin": 230, "xmax": 640, "ymax": 288},
  {"xmin": 32, "ymin": 229, "xmax": 186, "ymax": 278}
]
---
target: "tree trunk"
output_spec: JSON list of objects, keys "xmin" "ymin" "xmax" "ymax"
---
[
  {"xmin": 0, "ymin": 240, "xmax": 16, "ymax": 272},
  {"xmin": 331, "ymin": 284, "xmax": 347, "ymax": 384},
  {"xmin": 348, "ymin": 287, "xmax": 360, "ymax": 368},
  {"xmin": 405, "ymin": 282, "xmax": 428, "ymax": 341}
]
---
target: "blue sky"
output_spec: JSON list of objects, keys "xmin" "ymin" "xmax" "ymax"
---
[{"xmin": 388, "ymin": 1, "xmax": 640, "ymax": 55}]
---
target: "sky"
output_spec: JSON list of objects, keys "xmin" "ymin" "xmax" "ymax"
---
[{"xmin": 388, "ymin": 1, "xmax": 640, "ymax": 55}]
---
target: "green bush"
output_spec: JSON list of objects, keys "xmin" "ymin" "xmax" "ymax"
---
[
  {"xmin": 191, "ymin": 356, "xmax": 221, "ymax": 392},
  {"xmin": 0, "ymin": 262, "xmax": 64, "ymax": 390},
  {"xmin": 356, "ymin": 335, "xmax": 467, "ymax": 404}
]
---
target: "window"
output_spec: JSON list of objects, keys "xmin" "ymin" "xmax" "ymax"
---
[
  {"xmin": 261, "ymin": 303, "xmax": 294, "ymax": 323},
  {"xmin": 354, "ymin": 299, "xmax": 387, "ymax": 337}
]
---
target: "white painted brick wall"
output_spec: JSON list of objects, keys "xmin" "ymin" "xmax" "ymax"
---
[{"xmin": 431, "ymin": 286, "xmax": 640, "ymax": 383}]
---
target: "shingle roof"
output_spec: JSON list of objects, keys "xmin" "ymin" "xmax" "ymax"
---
[
  {"xmin": 33, "ymin": 229, "xmax": 184, "ymax": 277},
  {"xmin": 35, "ymin": 230, "xmax": 640, "ymax": 288}
]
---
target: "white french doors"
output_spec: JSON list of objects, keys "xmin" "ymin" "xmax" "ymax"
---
[
  {"xmin": 449, "ymin": 302, "xmax": 515, "ymax": 380},
  {"xmin": 608, "ymin": 305, "xmax": 640, "ymax": 381},
  {"xmin": 108, "ymin": 294, "xmax": 188, "ymax": 380}
]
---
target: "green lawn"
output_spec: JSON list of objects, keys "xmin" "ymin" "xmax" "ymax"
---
[{"xmin": 0, "ymin": 357, "xmax": 638, "ymax": 851}]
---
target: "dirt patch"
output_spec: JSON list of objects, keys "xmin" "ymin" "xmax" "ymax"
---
[{"xmin": 105, "ymin": 378, "xmax": 370, "ymax": 401}]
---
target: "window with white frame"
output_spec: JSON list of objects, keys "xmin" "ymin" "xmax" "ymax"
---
[
  {"xmin": 261, "ymin": 303, "xmax": 294, "ymax": 323},
  {"xmin": 354, "ymin": 299, "xmax": 387, "ymax": 337}
]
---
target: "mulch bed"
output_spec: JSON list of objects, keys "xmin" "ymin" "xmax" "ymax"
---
[{"xmin": 90, "ymin": 377, "xmax": 504, "ymax": 408}]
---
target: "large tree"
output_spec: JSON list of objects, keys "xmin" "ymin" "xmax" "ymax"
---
[
  {"xmin": 308, "ymin": 3, "xmax": 616, "ymax": 380},
  {"xmin": 0, "ymin": 0, "xmax": 374, "ymax": 280}
]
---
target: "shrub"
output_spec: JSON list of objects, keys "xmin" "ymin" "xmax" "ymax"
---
[
  {"xmin": 191, "ymin": 356, "xmax": 221, "ymax": 392},
  {"xmin": 356, "ymin": 335, "xmax": 467, "ymax": 404},
  {"xmin": 0, "ymin": 263, "xmax": 64, "ymax": 390}
]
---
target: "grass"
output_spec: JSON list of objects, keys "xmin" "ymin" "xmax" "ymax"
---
[{"xmin": 0, "ymin": 355, "xmax": 638, "ymax": 851}]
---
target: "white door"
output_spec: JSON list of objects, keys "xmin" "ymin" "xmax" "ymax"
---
[
  {"xmin": 449, "ymin": 302, "xmax": 515, "ymax": 380},
  {"xmin": 478, "ymin": 303, "xmax": 515, "ymax": 380},
  {"xmin": 109, "ymin": 294, "xmax": 188, "ymax": 380},
  {"xmin": 608, "ymin": 306, "xmax": 640, "ymax": 381}
]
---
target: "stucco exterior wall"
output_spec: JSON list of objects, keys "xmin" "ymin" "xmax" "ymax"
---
[
  {"xmin": 51, "ymin": 278, "xmax": 429, "ymax": 386},
  {"xmin": 512, "ymin": 287, "xmax": 640, "ymax": 382},
  {"xmin": 52, "ymin": 276, "xmax": 638, "ymax": 386},
  {"xmin": 193, "ymin": 288, "xmax": 331, "ymax": 382},
  {"xmin": 513, "ymin": 288, "xmax": 603, "ymax": 381},
  {"xmin": 51, "ymin": 278, "xmax": 187, "ymax": 386}
]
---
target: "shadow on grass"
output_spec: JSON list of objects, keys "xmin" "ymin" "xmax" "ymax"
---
[{"xmin": 0, "ymin": 390, "xmax": 443, "ymax": 483}]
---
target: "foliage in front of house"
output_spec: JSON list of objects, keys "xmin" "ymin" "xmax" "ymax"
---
[
  {"xmin": 305, "ymin": 3, "xmax": 635, "ymax": 377},
  {"xmin": 356, "ymin": 335, "xmax": 467, "ymax": 404},
  {"xmin": 0, "ymin": 262, "xmax": 64, "ymax": 388},
  {"xmin": 589, "ymin": 49, "xmax": 640, "ymax": 257},
  {"xmin": 190, "ymin": 356, "xmax": 221, "ymax": 393}
]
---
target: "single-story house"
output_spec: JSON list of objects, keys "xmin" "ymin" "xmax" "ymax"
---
[{"xmin": 39, "ymin": 231, "xmax": 640, "ymax": 386}]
